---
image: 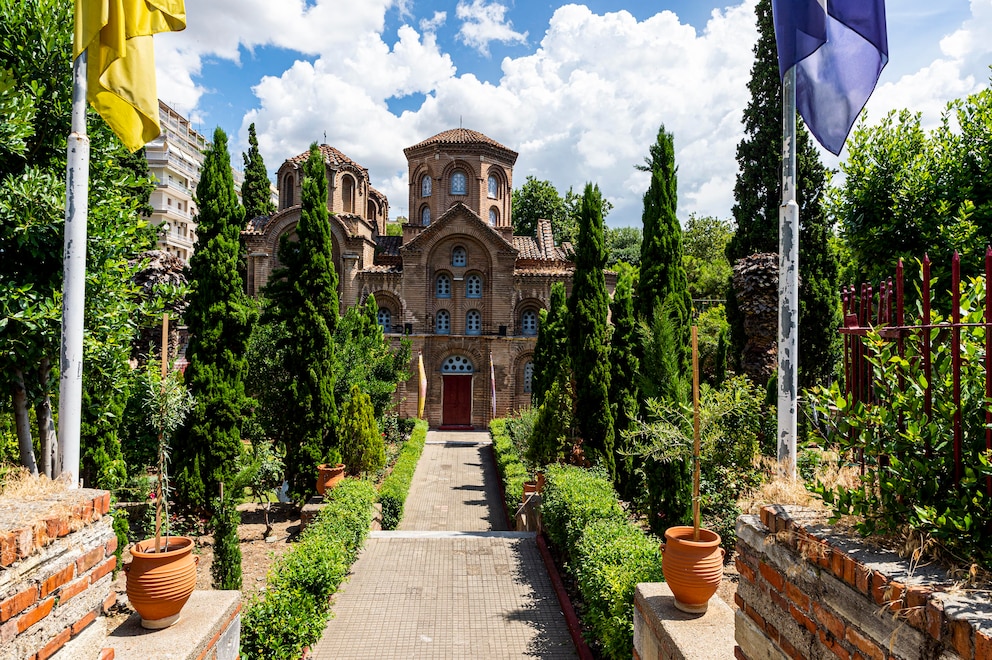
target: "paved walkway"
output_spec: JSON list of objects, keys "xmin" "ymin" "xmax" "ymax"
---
[{"xmin": 312, "ymin": 431, "xmax": 577, "ymax": 659}]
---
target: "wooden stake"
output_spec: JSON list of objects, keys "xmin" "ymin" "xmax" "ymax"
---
[
  {"xmin": 692, "ymin": 325, "xmax": 701, "ymax": 541},
  {"xmin": 155, "ymin": 312, "xmax": 169, "ymax": 554}
]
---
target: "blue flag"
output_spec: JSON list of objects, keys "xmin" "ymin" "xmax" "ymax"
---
[{"xmin": 772, "ymin": 0, "xmax": 888, "ymax": 155}]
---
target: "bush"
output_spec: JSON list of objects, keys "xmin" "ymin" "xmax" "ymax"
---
[
  {"xmin": 504, "ymin": 406, "xmax": 538, "ymax": 459},
  {"xmin": 241, "ymin": 478, "xmax": 377, "ymax": 659},
  {"xmin": 339, "ymin": 385, "xmax": 386, "ymax": 476},
  {"xmin": 490, "ymin": 418, "xmax": 529, "ymax": 514},
  {"xmin": 541, "ymin": 464, "xmax": 626, "ymax": 557},
  {"xmin": 378, "ymin": 419, "xmax": 428, "ymax": 529}
]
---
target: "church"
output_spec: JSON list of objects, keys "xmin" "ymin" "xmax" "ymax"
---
[{"xmin": 244, "ymin": 128, "xmax": 588, "ymax": 428}]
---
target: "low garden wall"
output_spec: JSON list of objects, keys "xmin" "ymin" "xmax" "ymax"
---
[{"xmin": 736, "ymin": 505, "xmax": 992, "ymax": 660}]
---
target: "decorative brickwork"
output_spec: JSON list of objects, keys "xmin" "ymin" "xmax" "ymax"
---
[{"xmin": 735, "ymin": 505, "xmax": 992, "ymax": 660}]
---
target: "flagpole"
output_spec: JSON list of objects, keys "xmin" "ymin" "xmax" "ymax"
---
[
  {"xmin": 777, "ymin": 65, "xmax": 799, "ymax": 480},
  {"xmin": 57, "ymin": 50, "xmax": 90, "ymax": 488}
]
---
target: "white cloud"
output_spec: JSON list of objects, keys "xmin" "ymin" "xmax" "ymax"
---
[{"xmin": 455, "ymin": 0, "xmax": 528, "ymax": 57}]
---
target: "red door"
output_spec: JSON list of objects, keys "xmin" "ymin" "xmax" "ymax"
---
[{"xmin": 442, "ymin": 375, "xmax": 473, "ymax": 427}]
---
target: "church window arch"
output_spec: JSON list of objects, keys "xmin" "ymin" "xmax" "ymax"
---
[
  {"xmin": 488, "ymin": 174, "xmax": 498, "ymax": 198},
  {"xmin": 465, "ymin": 274, "xmax": 482, "ymax": 298},
  {"xmin": 282, "ymin": 173, "xmax": 295, "ymax": 209},
  {"xmin": 441, "ymin": 355, "xmax": 474, "ymax": 373},
  {"xmin": 435, "ymin": 273, "xmax": 452, "ymax": 298},
  {"xmin": 435, "ymin": 309, "xmax": 451, "ymax": 335},
  {"xmin": 466, "ymin": 309, "xmax": 482, "ymax": 335},
  {"xmin": 452, "ymin": 246, "xmax": 467, "ymax": 267},
  {"xmin": 488, "ymin": 207, "xmax": 498, "ymax": 226},
  {"xmin": 421, "ymin": 205, "xmax": 431, "ymax": 226},
  {"xmin": 377, "ymin": 308, "xmax": 391, "ymax": 333},
  {"xmin": 342, "ymin": 174, "xmax": 355, "ymax": 213},
  {"xmin": 521, "ymin": 308, "xmax": 539, "ymax": 336},
  {"xmin": 523, "ymin": 361, "xmax": 534, "ymax": 393},
  {"xmin": 421, "ymin": 175, "xmax": 432, "ymax": 197},
  {"xmin": 450, "ymin": 171, "xmax": 467, "ymax": 196}
]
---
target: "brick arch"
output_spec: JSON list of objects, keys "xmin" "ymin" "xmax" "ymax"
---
[
  {"xmin": 511, "ymin": 350, "xmax": 536, "ymax": 395},
  {"xmin": 256, "ymin": 207, "xmax": 346, "ymax": 281},
  {"xmin": 440, "ymin": 160, "xmax": 478, "ymax": 199},
  {"xmin": 485, "ymin": 165, "xmax": 507, "ymax": 197},
  {"xmin": 363, "ymin": 289, "xmax": 404, "ymax": 324},
  {"xmin": 426, "ymin": 235, "xmax": 494, "ymax": 274},
  {"xmin": 433, "ymin": 343, "xmax": 486, "ymax": 374},
  {"xmin": 514, "ymin": 297, "xmax": 545, "ymax": 336}
]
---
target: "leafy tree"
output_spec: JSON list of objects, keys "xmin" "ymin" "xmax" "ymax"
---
[
  {"xmin": 563, "ymin": 186, "xmax": 612, "ymax": 248},
  {"xmin": 261, "ymin": 143, "xmax": 339, "ymax": 503},
  {"xmin": 726, "ymin": 0, "xmax": 840, "ymax": 388},
  {"xmin": 512, "ymin": 176, "xmax": 568, "ymax": 239},
  {"xmin": 568, "ymin": 183, "xmax": 615, "ymax": 479},
  {"xmin": 210, "ymin": 489, "xmax": 242, "ymax": 590},
  {"xmin": 609, "ymin": 264, "xmax": 640, "ymax": 494},
  {"xmin": 241, "ymin": 123, "xmax": 275, "ymax": 222},
  {"xmin": 605, "ymin": 226, "xmax": 642, "ymax": 267},
  {"xmin": 637, "ymin": 124, "xmax": 691, "ymax": 376},
  {"xmin": 531, "ymin": 281, "xmax": 569, "ymax": 407},
  {"xmin": 173, "ymin": 128, "xmax": 256, "ymax": 508},
  {"xmin": 338, "ymin": 385, "xmax": 385, "ymax": 476},
  {"xmin": 682, "ymin": 215, "xmax": 733, "ymax": 300}
]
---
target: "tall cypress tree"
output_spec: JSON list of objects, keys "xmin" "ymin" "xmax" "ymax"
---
[
  {"xmin": 637, "ymin": 124, "xmax": 691, "ymax": 375},
  {"xmin": 568, "ymin": 184, "xmax": 615, "ymax": 479},
  {"xmin": 609, "ymin": 265, "xmax": 640, "ymax": 494},
  {"xmin": 726, "ymin": 0, "xmax": 840, "ymax": 388},
  {"xmin": 174, "ymin": 127, "xmax": 256, "ymax": 508},
  {"xmin": 241, "ymin": 123, "xmax": 275, "ymax": 221},
  {"xmin": 531, "ymin": 281, "xmax": 569, "ymax": 408},
  {"xmin": 262, "ymin": 143, "xmax": 338, "ymax": 502}
]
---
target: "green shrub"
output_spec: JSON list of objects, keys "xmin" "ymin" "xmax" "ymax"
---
[
  {"xmin": 490, "ymin": 418, "xmax": 529, "ymax": 514},
  {"xmin": 241, "ymin": 478, "xmax": 377, "ymax": 659},
  {"xmin": 378, "ymin": 419, "xmax": 428, "ymax": 529},
  {"xmin": 210, "ymin": 493, "xmax": 242, "ymax": 590},
  {"xmin": 541, "ymin": 464, "xmax": 625, "ymax": 556},
  {"xmin": 339, "ymin": 385, "xmax": 386, "ymax": 476}
]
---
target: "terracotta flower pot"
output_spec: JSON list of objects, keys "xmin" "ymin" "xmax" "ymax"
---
[
  {"xmin": 317, "ymin": 463, "xmax": 345, "ymax": 495},
  {"xmin": 661, "ymin": 526, "xmax": 725, "ymax": 614},
  {"xmin": 522, "ymin": 480, "xmax": 539, "ymax": 502},
  {"xmin": 125, "ymin": 536, "xmax": 198, "ymax": 629},
  {"xmin": 535, "ymin": 471, "xmax": 546, "ymax": 493}
]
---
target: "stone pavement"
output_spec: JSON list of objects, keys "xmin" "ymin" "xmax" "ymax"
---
[{"xmin": 312, "ymin": 430, "xmax": 577, "ymax": 659}]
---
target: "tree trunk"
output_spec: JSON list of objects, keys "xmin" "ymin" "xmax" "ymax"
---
[
  {"xmin": 35, "ymin": 358, "xmax": 57, "ymax": 479},
  {"xmin": 12, "ymin": 368, "xmax": 38, "ymax": 475}
]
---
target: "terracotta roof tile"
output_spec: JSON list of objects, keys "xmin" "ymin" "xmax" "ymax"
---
[
  {"xmin": 243, "ymin": 214, "xmax": 271, "ymax": 236},
  {"xmin": 362, "ymin": 264, "xmax": 402, "ymax": 274},
  {"xmin": 376, "ymin": 235, "xmax": 402, "ymax": 257},
  {"xmin": 406, "ymin": 128, "xmax": 514, "ymax": 153},
  {"xmin": 286, "ymin": 144, "xmax": 366, "ymax": 172},
  {"xmin": 512, "ymin": 236, "xmax": 543, "ymax": 259}
]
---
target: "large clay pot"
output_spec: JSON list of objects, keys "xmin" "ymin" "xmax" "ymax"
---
[
  {"xmin": 661, "ymin": 526, "xmax": 725, "ymax": 614},
  {"xmin": 125, "ymin": 536, "xmax": 198, "ymax": 629},
  {"xmin": 317, "ymin": 463, "xmax": 345, "ymax": 495},
  {"xmin": 535, "ymin": 471, "xmax": 546, "ymax": 493},
  {"xmin": 522, "ymin": 480, "xmax": 539, "ymax": 502}
]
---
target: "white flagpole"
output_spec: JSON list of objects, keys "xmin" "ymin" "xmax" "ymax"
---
[
  {"xmin": 777, "ymin": 65, "xmax": 799, "ymax": 480},
  {"xmin": 57, "ymin": 51, "xmax": 90, "ymax": 488}
]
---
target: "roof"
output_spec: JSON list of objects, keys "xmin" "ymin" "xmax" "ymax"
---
[
  {"xmin": 512, "ymin": 236, "xmax": 571, "ymax": 262},
  {"xmin": 407, "ymin": 128, "xmax": 512, "ymax": 151},
  {"xmin": 376, "ymin": 235, "xmax": 402, "ymax": 257},
  {"xmin": 243, "ymin": 214, "xmax": 270, "ymax": 236},
  {"xmin": 285, "ymin": 144, "xmax": 366, "ymax": 172}
]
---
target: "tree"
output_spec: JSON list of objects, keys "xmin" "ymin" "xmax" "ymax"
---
[
  {"xmin": 261, "ymin": 143, "xmax": 339, "ymax": 502},
  {"xmin": 173, "ymin": 127, "xmax": 256, "ymax": 508},
  {"xmin": 241, "ymin": 123, "xmax": 276, "ymax": 222},
  {"xmin": 568, "ymin": 183, "xmax": 615, "ymax": 479},
  {"xmin": 338, "ymin": 385, "xmax": 385, "ymax": 476},
  {"xmin": 637, "ymin": 124, "xmax": 691, "ymax": 376},
  {"xmin": 530, "ymin": 281, "xmax": 569, "ymax": 407},
  {"xmin": 682, "ymin": 215, "xmax": 733, "ymax": 300},
  {"xmin": 726, "ymin": 0, "xmax": 840, "ymax": 388},
  {"xmin": 512, "ymin": 176, "xmax": 568, "ymax": 239},
  {"xmin": 609, "ymin": 264, "xmax": 640, "ymax": 494},
  {"xmin": 605, "ymin": 226, "xmax": 643, "ymax": 267}
]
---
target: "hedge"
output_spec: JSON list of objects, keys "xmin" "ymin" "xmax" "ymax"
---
[
  {"xmin": 378, "ymin": 418, "xmax": 428, "ymax": 529},
  {"xmin": 489, "ymin": 418, "xmax": 528, "ymax": 515},
  {"xmin": 542, "ymin": 463, "xmax": 663, "ymax": 660},
  {"xmin": 241, "ymin": 478, "xmax": 377, "ymax": 659}
]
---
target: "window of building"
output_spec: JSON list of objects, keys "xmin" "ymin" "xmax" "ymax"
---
[
  {"xmin": 466, "ymin": 309, "xmax": 481, "ymax": 335},
  {"xmin": 421, "ymin": 205, "xmax": 431, "ymax": 226},
  {"xmin": 450, "ymin": 171, "xmax": 467, "ymax": 195},
  {"xmin": 523, "ymin": 361, "xmax": 534, "ymax": 393},
  {"xmin": 377, "ymin": 308, "xmax": 391, "ymax": 333},
  {"xmin": 488, "ymin": 207, "xmax": 498, "ymax": 226},
  {"xmin": 441, "ymin": 355, "xmax": 474, "ymax": 373},
  {"xmin": 283, "ymin": 174, "xmax": 294, "ymax": 208},
  {"xmin": 435, "ymin": 309, "xmax": 450, "ymax": 335},
  {"xmin": 465, "ymin": 274, "xmax": 482, "ymax": 298},
  {"xmin": 521, "ymin": 309, "xmax": 538, "ymax": 336},
  {"xmin": 452, "ymin": 246, "xmax": 467, "ymax": 267},
  {"xmin": 342, "ymin": 174, "xmax": 355, "ymax": 213},
  {"xmin": 488, "ymin": 175, "xmax": 498, "ymax": 198},
  {"xmin": 435, "ymin": 273, "xmax": 451, "ymax": 298},
  {"xmin": 421, "ymin": 175, "xmax": 432, "ymax": 197}
]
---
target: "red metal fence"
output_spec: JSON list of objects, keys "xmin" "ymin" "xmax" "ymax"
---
[{"xmin": 839, "ymin": 250, "xmax": 992, "ymax": 497}]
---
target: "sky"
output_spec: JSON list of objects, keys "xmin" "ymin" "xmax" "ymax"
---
[{"xmin": 153, "ymin": 0, "xmax": 992, "ymax": 228}]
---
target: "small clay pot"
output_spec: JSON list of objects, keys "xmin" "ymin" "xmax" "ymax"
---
[
  {"xmin": 317, "ymin": 463, "xmax": 345, "ymax": 495},
  {"xmin": 661, "ymin": 526, "xmax": 725, "ymax": 614},
  {"xmin": 535, "ymin": 471, "xmax": 546, "ymax": 493},
  {"xmin": 522, "ymin": 480, "xmax": 539, "ymax": 502},
  {"xmin": 125, "ymin": 536, "xmax": 198, "ymax": 628}
]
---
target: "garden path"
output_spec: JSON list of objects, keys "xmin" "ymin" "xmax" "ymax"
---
[{"xmin": 312, "ymin": 430, "xmax": 577, "ymax": 659}]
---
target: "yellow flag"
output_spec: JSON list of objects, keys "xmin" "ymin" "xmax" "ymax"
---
[
  {"xmin": 74, "ymin": 0, "xmax": 186, "ymax": 152},
  {"xmin": 417, "ymin": 353, "xmax": 427, "ymax": 420}
]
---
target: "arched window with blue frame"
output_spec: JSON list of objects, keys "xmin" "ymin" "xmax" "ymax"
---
[
  {"xmin": 435, "ymin": 309, "xmax": 450, "ymax": 335},
  {"xmin": 435, "ymin": 273, "xmax": 451, "ymax": 298},
  {"xmin": 421, "ymin": 175, "xmax": 432, "ymax": 197},
  {"xmin": 466, "ymin": 274, "xmax": 482, "ymax": 298},
  {"xmin": 466, "ymin": 309, "xmax": 482, "ymax": 335},
  {"xmin": 450, "ymin": 171, "xmax": 467, "ymax": 195}
]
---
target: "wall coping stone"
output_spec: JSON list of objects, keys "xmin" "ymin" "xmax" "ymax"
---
[
  {"xmin": 634, "ymin": 582, "xmax": 736, "ymax": 660},
  {"xmin": 0, "ymin": 489, "xmax": 110, "ymax": 567}
]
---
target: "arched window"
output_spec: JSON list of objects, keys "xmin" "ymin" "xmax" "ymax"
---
[
  {"xmin": 488, "ymin": 174, "xmax": 498, "ymax": 198},
  {"xmin": 377, "ymin": 308, "xmax": 391, "ymax": 333},
  {"xmin": 342, "ymin": 174, "xmax": 355, "ymax": 213},
  {"xmin": 450, "ymin": 171, "xmax": 467, "ymax": 195},
  {"xmin": 367, "ymin": 199, "xmax": 378, "ymax": 221},
  {"xmin": 435, "ymin": 310, "xmax": 450, "ymax": 335},
  {"xmin": 441, "ymin": 355, "xmax": 474, "ymax": 373},
  {"xmin": 466, "ymin": 309, "xmax": 482, "ymax": 335},
  {"xmin": 283, "ymin": 174, "xmax": 295, "ymax": 208},
  {"xmin": 488, "ymin": 207, "xmax": 498, "ymax": 226},
  {"xmin": 421, "ymin": 175, "xmax": 432, "ymax": 197},
  {"xmin": 435, "ymin": 273, "xmax": 452, "ymax": 298},
  {"xmin": 523, "ymin": 361, "xmax": 534, "ymax": 393},
  {"xmin": 421, "ymin": 205, "xmax": 431, "ymax": 226},
  {"xmin": 451, "ymin": 246, "xmax": 467, "ymax": 267},
  {"xmin": 521, "ymin": 309, "xmax": 538, "ymax": 336},
  {"xmin": 465, "ymin": 274, "xmax": 482, "ymax": 298}
]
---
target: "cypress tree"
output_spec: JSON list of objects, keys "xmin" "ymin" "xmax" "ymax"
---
[
  {"xmin": 262, "ymin": 143, "xmax": 338, "ymax": 502},
  {"xmin": 241, "ymin": 123, "xmax": 275, "ymax": 221},
  {"xmin": 609, "ymin": 265, "xmax": 640, "ymax": 495},
  {"xmin": 637, "ymin": 124, "xmax": 691, "ymax": 375},
  {"xmin": 726, "ymin": 0, "xmax": 840, "ymax": 387},
  {"xmin": 568, "ymin": 184, "xmax": 615, "ymax": 479},
  {"xmin": 338, "ymin": 385, "xmax": 385, "ymax": 476},
  {"xmin": 531, "ymin": 281, "xmax": 568, "ymax": 407},
  {"xmin": 173, "ymin": 127, "xmax": 255, "ymax": 508}
]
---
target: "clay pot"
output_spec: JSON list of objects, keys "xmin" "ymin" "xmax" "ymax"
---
[
  {"xmin": 125, "ymin": 536, "xmax": 198, "ymax": 629},
  {"xmin": 317, "ymin": 463, "xmax": 345, "ymax": 495},
  {"xmin": 522, "ymin": 480, "xmax": 539, "ymax": 502},
  {"xmin": 661, "ymin": 526, "xmax": 725, "ymax": 614},
  {"xmin": 535, "ymin": 471, "xmax": 546, "ymax": 493}
]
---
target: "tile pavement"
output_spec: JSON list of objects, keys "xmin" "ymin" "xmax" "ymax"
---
[{"xmin": 312, "ymin": 430, "xmax": 577, "ymax": 659}]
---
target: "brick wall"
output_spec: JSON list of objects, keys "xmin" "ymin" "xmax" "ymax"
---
[
  {"xmin": 735, "ymin": 505, "xmax": 992, "ymax": 660},
  {"xmin": 0, "ymin": 489, "xmax": 116, "ymax": 660}
]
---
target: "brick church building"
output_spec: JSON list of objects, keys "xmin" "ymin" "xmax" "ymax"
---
[{"xmin": 244, "ymin": 128, "xmax": 589, "ymax": 428}]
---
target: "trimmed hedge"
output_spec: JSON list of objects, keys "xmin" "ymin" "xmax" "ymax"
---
[
  {"xmin": 241, "ymin": 478, "xmax": 377, "ymax": 659},
  {"xmin": 543, "ymin": 463, "xmax": 663, "ymax": 660},
  {"xmin": 378, "ymin": 418, "xmax": 428, "ymax": 529},
  {"xmin": 490, "ymin": 418, "xmax": 528, "ymax": 514}
]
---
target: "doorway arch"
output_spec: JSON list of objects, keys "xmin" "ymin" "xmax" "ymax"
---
[{"xmin": 441, "ymin": 355, "xmax": 474, "ymax": 428}]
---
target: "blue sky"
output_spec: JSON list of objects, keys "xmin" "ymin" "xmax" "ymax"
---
[{"xmin": 154, "ymin": 1, "xmax": 991, "ymax": 227}]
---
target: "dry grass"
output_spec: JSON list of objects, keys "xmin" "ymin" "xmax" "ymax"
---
[{"xmin": 0, "ymin": 467, "xmax": 72, "ymax": 500}]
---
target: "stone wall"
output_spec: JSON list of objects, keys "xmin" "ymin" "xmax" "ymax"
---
[
  {"xmin": 735, "ymin": 505, "xmax": 992, "ymax": 660},
  {"xmin": 0, "ymin": 489, "xmax": 116, "ymax": 660}
]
